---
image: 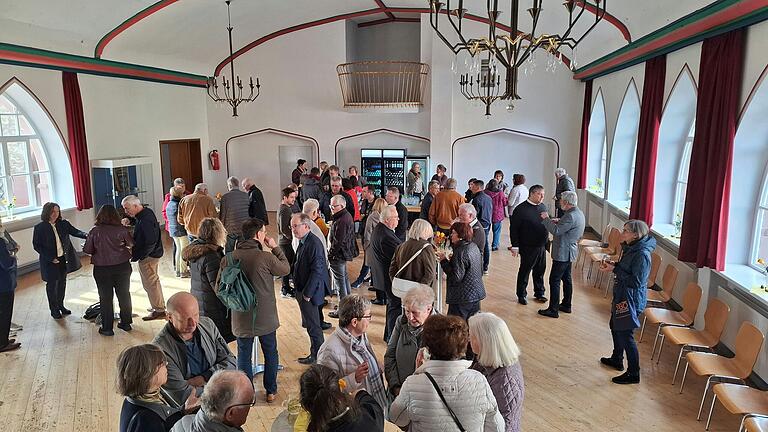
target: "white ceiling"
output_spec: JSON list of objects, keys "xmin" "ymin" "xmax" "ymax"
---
[{"xmin": 0, "ymin": 0, "xmax": 714, "ymax": 75}]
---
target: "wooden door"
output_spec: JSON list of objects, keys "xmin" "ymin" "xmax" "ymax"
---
[{"xmin": 159, "ymin": 139, "xmax": 203, "ymax": 192}]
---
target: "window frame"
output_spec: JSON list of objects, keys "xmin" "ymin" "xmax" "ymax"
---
[
  {"xmin": 751, "ymin": 161, "xmax": 768, "ymax": 273},
  {"xmin": 673, "ymin": 122, "xmax": 695, "ymax": 225}
]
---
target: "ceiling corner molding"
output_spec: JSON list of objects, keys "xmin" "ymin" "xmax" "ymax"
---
[
  {"xmin": 574, "ymin": 0, "xmax": 768, "ymax": 81},
  {"xmin": 0, "ymin": 43, "xmax": 208, "ymax": 87},
  {"xmin": 94, "ymin": 0, "xmax": 181, "ymax": 59}
]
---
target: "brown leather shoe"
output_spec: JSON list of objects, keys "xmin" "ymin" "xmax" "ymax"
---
[
  {"xmin": 266, "ymin": 393, "xmax": 276, "ymax": 403},
  {"xmin": 142, "ymin": 310, "xmax": 167, "ymax": 321}
]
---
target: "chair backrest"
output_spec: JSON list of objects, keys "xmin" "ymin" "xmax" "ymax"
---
[
  {"xmin": 679, "ymin": 282, "xmax": 703, "ymax": 324},
  {"xmin": 606, "ymin": 228, "xmax": 621, "ymax": 254},
  {"xmin": 600, "ymin": 224, "xmax": 613, "ymax": 242},
  {"xmin": 647, "ymin": 252, "xmax": 662, "ymax": 288},
  {"xmin": 733, "ymin": 322, "xmax": 765, "ymax": 378},
  {"xmin": 660, "ymin": 265, "xmax": 679, "ymax": 297},
  {"xmin": 701, "ymin": 298, "xmax": 730, "ymax": 345}
]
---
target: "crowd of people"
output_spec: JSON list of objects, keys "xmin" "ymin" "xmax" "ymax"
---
[{"xmin": 0, "ymin": 160, "xmax": 661, "ymax": 431}]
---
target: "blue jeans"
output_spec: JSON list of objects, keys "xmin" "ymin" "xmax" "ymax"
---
[
  {"xmin": 237, "ymin": 332, "xmax": 278, "ymax": 394},
  {"xmin": 330, "ymin": 260, "xmax": 350, "ymax": 299},
  {"xmin": 491, "ymin": 221, "xmax": 502, "ymax": 250},
  {"xmin": 483, "ymin": 226, "xmax": 491, "ymax": 272},
  {"xmin": 352, "ymin": 264, "xmax": 370, "ymax": 287}
]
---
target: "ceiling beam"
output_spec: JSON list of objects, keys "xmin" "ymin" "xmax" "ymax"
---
[{"xmin": 95, "ymin": 0, "xmax": 180, "ymax": 59}]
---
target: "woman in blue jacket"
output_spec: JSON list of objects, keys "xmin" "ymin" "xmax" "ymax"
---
[
  {"xmin": 598, "ymin": 220, "xmax": 656, "ymax": 384},
  {"xmin": 32, "ymin": 202, "xmax": 87, "ymax": 319}
]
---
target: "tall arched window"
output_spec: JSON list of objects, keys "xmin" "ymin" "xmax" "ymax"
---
[
  {"xmin": 674, "ymin": 123, "xmax": 695, "ymax": 221},
  {"xmin": 586, "ymin": 89, "xmax": 607, "ymax": 196},
  {"xmin": 607, "ymin": 79, "xmax": 641, "ymax": 211},
  {"xmin": 0, "ymin": 93, "xmax": 52, "ymax": 212},
  {"xmin": 756, "ymin": 172, "xmax": 768, "ymax": 269}
]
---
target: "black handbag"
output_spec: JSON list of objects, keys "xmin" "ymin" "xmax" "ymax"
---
[{"xmin": 424, "ymin": 372, "xmax": 466, "ymax": 431}]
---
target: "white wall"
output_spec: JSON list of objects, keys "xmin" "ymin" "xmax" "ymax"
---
[
  {"xmin": 350, "ymin": 22, "xmax": 421, "ymax": 62},
  {"xmin": 336, "ymin": 132, "xmax": 429, "ymax": 179}
]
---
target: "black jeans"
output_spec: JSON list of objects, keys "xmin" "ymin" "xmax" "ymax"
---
[
  {"xmin": 516, "ymin": 245, "xmax": 547, "ymax": 299},
  {"xmin": 94, "ymin": 262, "xmax": 133, "ymax": 331},
  {"xmin": 297, "ymin": 296, "xmax": 324, "ymax": 358},
  {"xmin": 482, "ymin": 226, "xmax": 491, "ymax": 272},
  {"xmin": 548, "ymin": 260, "xmax": 573, "ymax": 309},
  {"xmin": 384, "ymin": 293, "xmax": 402, "ymax": 343},
  {"xmin": 0, "ymin": 290, "xmax": 14, "ymax": 347},
  {"xmin": 447, "ymin": 301, "xmax": 481, "ymax": 321},
  {"xmin": 280, "ymin": 244, "xmax": 296, "ymax": 293},
  {"xmin": 45, "ymin": 257, "xmax": 68, "ymax": 313},
  {"xmin": 611, "ymin": 323, "xmax": 640, "ymax": 376}
]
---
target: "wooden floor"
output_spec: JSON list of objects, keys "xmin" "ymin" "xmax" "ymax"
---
[{"xmin": 0, "ymin": 218, "xmax": 745, "ymax": 431}]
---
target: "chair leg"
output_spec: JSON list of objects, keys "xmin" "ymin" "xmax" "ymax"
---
[
  {"xmin": 672, "ymin": 346, "xmax": 686, "ymax": 385},
  {"xmin": 655, "ymin": 334, "xmax": 665, "ymax": 364},
  {"xmin": 603, "ymin": 276, "xmax": 611, "ymax": 298},
  {"xmin": 651, "ymin": 325, "xmax": 663, "ymax": 359},
  {"xmin": 639, "ymin": 315, "xmax": 647, "ymax": 342},
  {"xmin": 698, "ymin": 376, "xmax": 716, "ymax": 420},
  {"xmin": 705, "ymin": 393, "xmax": 718, "ymax": 430},
  {"xmin": 679, "ymin": 362, "xmax": 690, "ymax": 394},
  {"xmin": 587, "ymin": 261, "xmax": 594, "ymax": 280}
]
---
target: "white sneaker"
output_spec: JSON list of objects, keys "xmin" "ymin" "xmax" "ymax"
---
[{"xmin": 10, "ymin": 322, "xmax": 22, "ymax": 331}]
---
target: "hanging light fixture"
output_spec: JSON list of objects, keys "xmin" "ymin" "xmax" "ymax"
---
[
  {"xmin": 207, "ymin": 0, "xmax": 260, "ymax": 117},
  {"xmin": 428, "ymin": 0, "xmax": 606, "ymax": 115}
]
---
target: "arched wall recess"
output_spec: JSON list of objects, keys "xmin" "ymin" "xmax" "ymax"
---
[
  {"xmin": 0, "ymin": 77, "xmax": 75, "ymax": 210},
  {"xmin": 451, "ymin": 128, "xmax": 560, "ymax": 194},
  {"xmin": 606, "ymin": 78, "xmax": 641, "ymax": 208},
  {"xmin": 334, "ymin": 129, "xmax": 430, "ymax": 176},
  {"xmin": 586, "ymin": 88, "xmax": 607, "ymax": 196}
]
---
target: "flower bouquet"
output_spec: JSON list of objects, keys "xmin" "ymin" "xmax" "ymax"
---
[
  {"xmin": 757, "ymin": 258, "xmax": 768, "ymax": 292},
  {"xmin": 1, "ymin": 196, "xmax": 17, "ymax": 219},
  {"xmin": 433, "ymin": 231, "xmax": 452, "ymax": 259}
]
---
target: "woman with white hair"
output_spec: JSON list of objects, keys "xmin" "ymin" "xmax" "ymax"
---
[
  {"xmin": 469, "ymin": 312, "xmax": 524, "ymax": 432},
  {"xmin": 384, "ymin": 285, "xmax": 436, "ymax": 397}
]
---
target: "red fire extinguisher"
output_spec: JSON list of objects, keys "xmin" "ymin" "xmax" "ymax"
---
[{"xmin": 208, "ymin": 150, "xmax": 220, "ymax": 171}]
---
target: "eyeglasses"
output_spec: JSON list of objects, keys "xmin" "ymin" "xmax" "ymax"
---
[
  {"xmin": 291, "ymin": 223, "xmax": 308, "ymax": 228},
  {"xmin": 331, "ymin": 204, "xmax": 343, "ymax": 208},
  {"xmin": 357, "ymin": 315, "xmax": 372, "ymax": 321},
  {"xmin": 224, "ymin": 383, "xmax": 257, "ymax": 413}
]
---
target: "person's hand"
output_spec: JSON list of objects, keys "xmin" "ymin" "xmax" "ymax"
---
[
  {"xmin": 52, "ymin": 259, "xmax": 59, "ymax": 264},
  {"xmin": 264, "ymin": 236, "xmax": 278, "ymax": 249},
  {"xmin": 303, "ymin": 296, "xmax": 310, "ymax": 302},
  {"xmin": 435, "ymin": 250, "xmax": 446, "ymax": 261},
  {"xmin": 510, "ymin": 250, "xmax": 518, "ymax": 257},
  {"xmin": 599, "ymin": 261, "xmax": 615, "ymax": 272},
  {"xmin": 415, "ymin": 348, "xmax": 426, "ymax": 369},
  {"xmin": 540, "ymin": 212, "xmax": 549, "ymax": 220},
  {"xmin": 121, "ymin": 218, "xmax": 130, "ymax": 227},
  {"xmin": 187, "ymin": 376, "xmax": 206, "ymax": 387},
  {"xmin": 184, "ymin": 389, "xmax": 201, "ymax": 413},
  {"xmin": 354, "ymin": 362, "xmax": 369, "ymax": 383}
]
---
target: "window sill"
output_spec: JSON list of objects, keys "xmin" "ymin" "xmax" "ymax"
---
[
  {"xmin": 605, "ymin": 200, "xmax": 630, "ymax": 217},
  {"xmin": 2, "ymin": 206, "xmax": 79, "ymax": 232},
  {"xmin": 651, "ymin": 223, "xmax": 681, "ymax": 247},
  {"xmin": 719, "ymin": 264, "xmax": 768, "ymax": 306},
  {"xmin": 587, "ymin": 189, "xmax": 605, "ymax": 199}
]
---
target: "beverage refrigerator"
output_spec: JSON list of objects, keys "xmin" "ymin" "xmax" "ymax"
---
[{"xmin": 360, "ymin": 149, "xmax": 406, "ymax": 196}]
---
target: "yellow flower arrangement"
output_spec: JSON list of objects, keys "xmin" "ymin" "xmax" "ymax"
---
[{"xmin": 434, "ymin": 231, "xmax": 447, "ymax": 247}]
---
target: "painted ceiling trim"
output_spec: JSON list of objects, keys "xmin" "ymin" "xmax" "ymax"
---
[
  {"xmin": 95, "ymin": 0, "xmax": 180, "ymax": 59},
  {"xmin": 0, "ymin": 43, "xmax": 207, "ymax": 87},
  {"xmin": 574, "ymin": 0, "xmax": 768, "ymax": 81}
]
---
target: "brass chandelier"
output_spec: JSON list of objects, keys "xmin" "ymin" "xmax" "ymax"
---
[
  {"xmin": 428, "ymin": 0, "xmax": 607, "ymax": 115},
  {"xmin": 207, "ymin": 0, "xmax": 260, "ymax": 117}
]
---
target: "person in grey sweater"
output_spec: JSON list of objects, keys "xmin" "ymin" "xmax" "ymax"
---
[
  {"xmin": 218, "ymin": 176, "xmax": 250, "ymax": 236},
  {"xmin": 469, "ymin": 312, "xmax": 525, "ymax": 432},
  {"xmin": 538, "ymin": 191, "xmax": 585, "ymax": 318},
  {"xmin": 171, "ymin": 370, "xmax": 255, "ymax": 432},
  {"xmin": 554, "ymin": 167, "xmax": 575, "ymax": 218}
]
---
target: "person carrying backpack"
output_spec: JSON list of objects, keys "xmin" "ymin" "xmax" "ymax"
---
[{"xmin": 220, "ymin": 218, "xmax": 290, "ymax": 403}]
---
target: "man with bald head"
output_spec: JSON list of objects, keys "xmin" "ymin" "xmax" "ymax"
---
[
  {"xmin": 153, "ymin": 292, "xmax": 236, "ymax": 407},
  {"xmin": 171, "ymin": 370, "xmax": 255, "ymax": 431},
  {"xmin": 242, "ymin": 178, "xmax": 268, "ymax": 224}
]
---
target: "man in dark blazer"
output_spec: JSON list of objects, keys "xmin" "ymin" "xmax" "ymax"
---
[
  {"xmin": 370, "ymin": 205, "xmax": 403, "ymax": 342},
  {"xmin": 291, "ymin": 213, "xmax": 330, "ymax": 364},
  {"xmin": 32, "ymin": 202, "xmax": 87, "ymax": 319},
  {"xmin": 0, "ymin": 237, "xmax": 19, "ymax": 352},
  {"xmin": 385, "ymin": 187, "xmax": 409, "ymax": 242},
  {"xmin": 243, "ymin": 177, "xmax": 268, "ymax": 225}
]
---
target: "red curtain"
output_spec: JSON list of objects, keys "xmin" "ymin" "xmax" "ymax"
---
[
  {"xmin": 629, "ymin": 55, "xmax": 666, "ymax": 225},
  {"xmin": 678, "ymin": 29, "xmax": 745, "ymax": 271},
  {"xmin": 62, "ymin": 72, "xmax": 93, "ymax": 211},
  {"xmin": 576, "ymin": 79, "xmax": 593, "ymax": 189}
]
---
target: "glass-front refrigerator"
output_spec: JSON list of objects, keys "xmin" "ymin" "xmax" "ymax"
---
[
  {"xmin": 383, "ymin": 149, "xmax": 406, "ymax": 195},
  {"xmin": 361, "ymin": 149, "xmax": 383, "ymax": 195}
]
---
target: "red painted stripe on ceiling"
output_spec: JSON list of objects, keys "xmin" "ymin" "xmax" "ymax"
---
[
  {"xmin": 574, "ymin": 0, "xmax": 765, "ymax": 79},
  {"xmin": 373, "ymin": 0, "xmax": 395, "ymax": 20},
  {"xmin": 0, "ymin": 48, "xmax": 206, "ymax": 86},
  {"xmin": 95, "ymin": 0, "xmax": 180, "ymax": 59},
  {"xmin": 358, "ymin": 17, "xmax": 396, "ymax": 28},
  {"xmin": 574, "ymin": 1, "xmax": 631, "ymax": 43}
]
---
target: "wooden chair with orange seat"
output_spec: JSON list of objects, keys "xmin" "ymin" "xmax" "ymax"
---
[
  {"xmin": 743, "ymin": 414, "xmax": 768, "ymax": 432},
  {"xmin": 705, "ymin": 383, "xmax": 768, "ymax": 430},
  {"xmin": 657, "ymin": 298, "xmax": 730, "ymax": 384},
  {"xmin": 641, "ymin": 282, "xmax": 702, "ymax": 357},
  {"xmin": 646, "ymin": 264, "xmax": 679, "ymax": 307},
  {"xmin": 576, "ymin": 224, "xmax": 612, "ymax": 268},
  {"xmin": 647, "ymin": 251, "xmax": 662, "ymax": 289},
  {"xmin": 583, "ymin": 227, "xmax": 621, "ymax": 278},
  {"xmin": 678, "ymin": 321, "xmax": 765, "ymax": 422}
]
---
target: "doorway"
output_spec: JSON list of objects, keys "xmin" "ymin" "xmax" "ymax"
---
[
  {"xmin": 160, "ymin": 139, "xmax": 203, "ymax": 193},
  {"xmin": 278, "ymin": 146, "xmax": 315, "ymax": 189}
]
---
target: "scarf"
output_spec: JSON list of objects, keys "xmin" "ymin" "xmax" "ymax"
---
[{"xmin": 341, "ymin": 328, "xmax": 389, "ymax": 415}]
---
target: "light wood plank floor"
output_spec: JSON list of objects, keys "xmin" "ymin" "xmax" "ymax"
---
[{"xmin": 0, "ymin": 217, "xmax": 745, "ymax": 431}]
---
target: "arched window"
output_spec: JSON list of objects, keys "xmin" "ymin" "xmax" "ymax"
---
[
  {"xmin": 674, "ymin": 123, "xmax": 695, "ymax": 222},
  {"xmin": 586, "ymin": 89, "xmax": 607, "ymax": 196},
  {"xmin": 607, "ymin": 79, "xmax": 641, "ymax": 211},
  {"xmin": 0, "ymin": 93, "xmax": 52, "ymax": 213},
  {"xmin": 0, "ymin": 79, "xmax": 73, "ymax": 218},
  {"xmin": 756, "ymin": 172, "xmax": 768, "ymax": 269}
]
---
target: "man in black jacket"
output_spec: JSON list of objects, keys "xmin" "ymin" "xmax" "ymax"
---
[
  {"xmin": 327, "ymin": 195, "xmax": 356, "ymax": 319},
  {"xmin": 370, "ymin": 205, "xmax": 403, "ymax": 342},
  {"xmin": 277, "ymin": 187, "xmax": 298, "ymax": 298},
  {"xmin": 320, "ymin": 176, "xmax": 355, "ymax": 221},
  {"xmin": 243, "ymin": 178, "xmax": 268, "ymax": 225},
  {"xmin": 470, "ymin": 179, "xmax": 493, "ymax": 274},
  {"xmin": 509, "ymin": 184, "xmax": 549, "ymax": 305},
  {"xmin": 419, "ymin": 180, "xmax": 440, "ymax": 220},
  {"xmin": 121, "ymin": 195, "xmax": 166, "ymax": 320},
  {"xmin": 385, "ymin": 187, "xmax": 409, "ymax": 242}
]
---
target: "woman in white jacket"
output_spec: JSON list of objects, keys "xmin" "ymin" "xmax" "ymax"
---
[{"xmin": 390, "ymin": 314, "xmax": 504, "ymax": 432}]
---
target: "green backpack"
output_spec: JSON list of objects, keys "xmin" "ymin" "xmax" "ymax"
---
[{"xmin": 217, "ymin": 252, "xmax": 257, "ymax": 312}]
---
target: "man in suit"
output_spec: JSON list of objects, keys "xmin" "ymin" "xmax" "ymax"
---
[
  {"xmin": 509, "ymin": 185, "xmax": 549, "ymax": 305},
  {"xmin": 538, "ymin": 191, "xmax": 585, "ymax": 318},
  {"xmin": 370, "ymin": 205, "xmax": 403, "ymax": 341},
  {"xmin": 554, "ymin": 167, "xmax": 575, "ymax": 218},
  {"xmin": 385, "ymin": 187, "xmax": 409, "ymax": 242},
  {"xmin": 292, "ymin": 213, "xmax": 330, "ymax": 364},
  {"xmin": 243, "ymin": 178, "xmax": 268, "ymax": 225}
]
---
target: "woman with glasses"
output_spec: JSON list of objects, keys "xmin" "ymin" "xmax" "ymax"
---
[
  {"xmin": 384, "ymin": 285, "xmax": 436, "ymax": 397},
  {"xmin": 317, "ymin": 294, "xmax": 390, "ymax": 415},
  {"xmin": 117, "ymin": 344, "xmax": 198, "ymax": 432}
]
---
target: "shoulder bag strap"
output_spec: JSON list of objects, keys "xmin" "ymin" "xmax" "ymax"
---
[
  {"xmin": 393, "ymin": 243, "xmax": 432, "ymax": 278},
  {"xmin": 423, "ymin": 372, "xmax": 466, "ymax": 432}
]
